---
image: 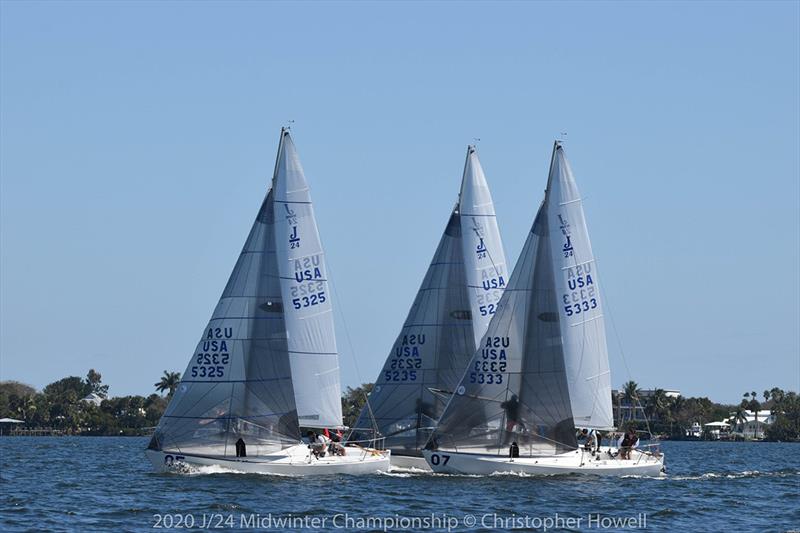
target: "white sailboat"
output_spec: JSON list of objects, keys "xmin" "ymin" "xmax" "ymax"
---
[
  {"xmin": 146, "ymin": 129, "xmax": 389, "ymax": 475},
  {"xmin": 352, "ymin": 146, "xmax": 508, "ymax": 470},
  {"xmin": 423, "ymin": 141, "xmax": 665, "ymax": 476}
]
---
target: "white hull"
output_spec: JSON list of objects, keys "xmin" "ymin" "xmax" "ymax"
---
[
  {"xmin": 147, "ymin": 444, "xmax": 390, "ymax": 476},
  {"xmin": 423, "ymin": 447, "xmax": 664, "ymax": 477},
  {"xmin": 389, "ymin": 454, "xmax": 432, "ymax": 471}
]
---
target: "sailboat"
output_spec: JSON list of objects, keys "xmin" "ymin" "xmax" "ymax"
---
[
  {"xmin": 422, "ymin": 141, "xmax": 665, "ymax": 476},
  {"xmin": 352, "ymin": 146, "xmax": 508, "ymax": 470},
  {"xmin": 146, "ymin": 129, "xmax": 390, "ymax": 475}
]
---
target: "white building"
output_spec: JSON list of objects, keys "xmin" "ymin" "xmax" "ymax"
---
[
  {"xmin": 80, "ymin": 392, "xmax": 104, "ymax": 407},
  {"xmin": 728, "ymin": 410, "xmax": 774, "ymax": 440},
  {"xmin": 703, "ymin": 421, "xmax": 730, "ymax": 440}
]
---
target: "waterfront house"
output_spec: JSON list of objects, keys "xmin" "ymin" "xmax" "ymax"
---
[{"xmin": 728, "ymin": 410, "xmax": 774, "ymax": 440}]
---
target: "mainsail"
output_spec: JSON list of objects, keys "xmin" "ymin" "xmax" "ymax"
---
[
  {"xmin": 429, "ymin": 141, "xmax": 613, "ymax": 457},
  {"xmin": 353, "ymin": 146, "xmax": 507, "ymax": 452},
  {"xmin": 149, "ymin": 129, "xmax": 342, "ymax": 458}
]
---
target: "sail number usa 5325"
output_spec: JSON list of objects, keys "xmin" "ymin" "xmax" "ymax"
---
[{"xmin": 190, "ymin": 327, "xmax": 232, "ymax": 379}]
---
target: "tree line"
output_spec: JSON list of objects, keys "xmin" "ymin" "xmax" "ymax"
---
[
  {"xmin": 1, "ymin": 371, "xmax": 797, "ymax": 441},
  {"xmin": 615, "ymin": 380, "xmax": 800, "ymax": 441}
]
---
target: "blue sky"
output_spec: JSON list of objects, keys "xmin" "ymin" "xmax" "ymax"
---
[{"xmin": 1, "ymin": 1, "xmax": 797, "ymax": 404}]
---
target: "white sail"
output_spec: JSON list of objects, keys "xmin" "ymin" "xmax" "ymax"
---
[
  {"xmin": 352, "ymin": 146, "xmax": 508, "ymax": 453},
  {"xmin": 429, "ymin": 141, "xmax": 615, "ymax": 456},
  {"xmin": 459, "ymin": 146, "xmax": 508, "ymax": 347},
  {"xmin": 273, "ymin": 131, "xmax": 343, "ymax": 429},
  {"xmin": 545, "ymin": 142, "xmax": 613, "ymax": 429}
]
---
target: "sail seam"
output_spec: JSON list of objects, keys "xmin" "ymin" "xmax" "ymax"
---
[
  {"xmin": 568, "ymin": 315, "xmax": 604, "ymax": 327},
  {"xmin": 559, "ymin": 198, "xmax": 582, "ymax": 206}
]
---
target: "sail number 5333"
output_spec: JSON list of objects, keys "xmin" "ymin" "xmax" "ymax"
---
[{"xmin": 563, "ymin": 298, "xmax": 597, "ymax": 317}]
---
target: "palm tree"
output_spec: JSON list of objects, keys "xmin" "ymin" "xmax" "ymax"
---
[
  {"xmin": 749, "ymin": 393, "xmax": 761, "ymax": 439},
  {"xmin": 646, "ymin": 388, "xmax": 668, "ymax": 421},
  {"xmin": 622, "ymin": 380, "xmax": 640, "ymax": 422},
  {"xmin": 769, "ymin": 387, "xmax": 785, "ymax": 414},
  {"xmin": 732, "ymin": 407, "xmax": 748, "ymax": 437},
  {"xmin": 154, "ymin": 371, "xmax": 181, "ymax": 398}
]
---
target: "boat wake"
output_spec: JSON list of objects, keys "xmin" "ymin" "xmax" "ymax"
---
[
  {"xmin": 163, "ymin": 464, "xmax": 292, "ymax": 478},
  {"xmin": 623, "ymin": 469, "xmax": 799, "ymax": 481},
  {"xmin": 379, "ymin": 469, "xmax": 484, "ymax": 478}
]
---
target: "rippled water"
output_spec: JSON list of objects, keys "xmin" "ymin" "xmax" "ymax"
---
[{"xmin": 1, "ymin": 438, "xmax": 798, "ymax": 532}]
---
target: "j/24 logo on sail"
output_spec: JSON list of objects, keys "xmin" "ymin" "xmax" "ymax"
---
[
  {"xmin": 558, "ymin": 214, "xmax": 574, "ymax": 257},
  {"xmin": 284, "ymin": 204, "xmax": 298, "ymax": 225},
  {"xmin": 476, "ymin": 237, "xmax": 487, "ymax": 259},
  {"xmin": 289, "ymin": 226, "xmax": 300, "ymax": 249}
]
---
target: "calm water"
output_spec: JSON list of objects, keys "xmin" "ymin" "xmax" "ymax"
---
[{"xmin": 1, "ymin": 438, "xmax": 798, "ymax": 532}]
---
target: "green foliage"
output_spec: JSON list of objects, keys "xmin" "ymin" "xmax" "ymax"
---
[
  {"xmin": 341, "ymin": 383, "xmax": 374, "ymax": 429},
  {"xmin": 2, "ymin": 372, "xmax": 797, "ymax": 442},
  {"xmin": 86, "ymin": 369, "xmax": 109, "ymax": 397},
  {"xmin": 765, "ymin": 389, "xmax": 800, "ymax": 442},
  {"xmin": 0, "ymin": 371, "xmax": 174, "ymax": 436},
  {"xmin": 154, "ymin": 371, "xmax": 181, "ymax": 398}
]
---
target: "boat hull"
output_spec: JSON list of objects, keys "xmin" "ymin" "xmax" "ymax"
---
[
  {"xmin": 146, "ymin": 444, "xmax": 390, "ymax": 476},
  {"xmin": 422, "ymin": 448, "xmax": 664, "ymax": 477},
  {"xmin": 389, "ymin": 453, "xmax": 432, "ymax": 471}
]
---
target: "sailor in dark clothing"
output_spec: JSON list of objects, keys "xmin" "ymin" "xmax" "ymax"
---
[
  {"xmin": 619, "ymin": 428, "xmax": 638, "ymax": 460},
  {"xmin": 235, "ymin": 438, "xmax": 247, "ymax": 458},
  {"xmin": 509, "ymin": 441, "xmax": 520, "ymax": 460},
  {"xmin": 500, "ymin": 394, "xmax": 525, "ymax": 445}
]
